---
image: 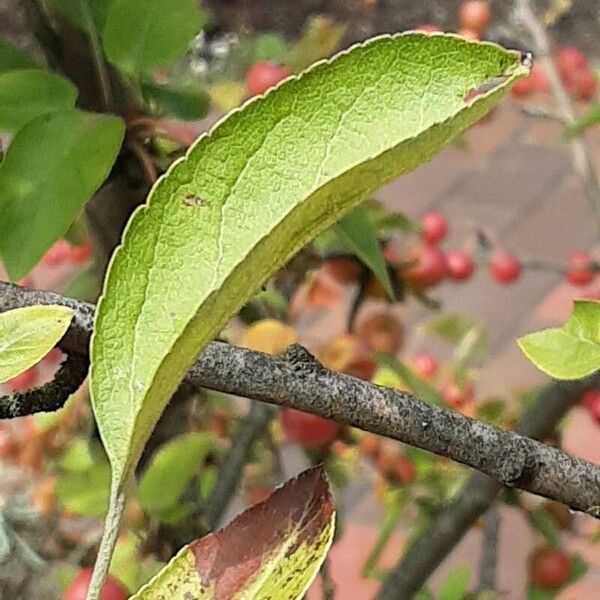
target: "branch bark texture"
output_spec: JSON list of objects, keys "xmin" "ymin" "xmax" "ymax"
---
[{"xmin": 1, "ymin": 282, "xmax": 599, "ymax": 517}]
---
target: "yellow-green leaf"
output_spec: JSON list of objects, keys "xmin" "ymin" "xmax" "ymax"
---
[
  {"xmin": 131, "ymin": 466, "xmax": 335, "ymax": 599},
  {"xmin": 0, "ymin": 305, "xmax": 73, "ymax": 383},
  {"xmin": 518, "ymin": 300, "xmax": 600, "ymax": 380},
  {"xmin": 91, "ymin": 34, "xmax": 527, "ymax": 488}
]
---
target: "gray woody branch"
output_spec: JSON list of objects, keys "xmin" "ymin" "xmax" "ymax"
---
[{"xmin": 1, "ymin": 281, "xmax": 599, "ymax": 517}]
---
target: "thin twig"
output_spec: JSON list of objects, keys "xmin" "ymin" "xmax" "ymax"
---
[
  {"xmin": 0, "ymin": 282, "xmax": 599, "ymax": 516},
  {"xmin": 376, "ymin": 374, "xmax": 590, "ymax": 598},
  {"xmin": 478, "ymin": 504, "xmax": 500, "ymax": 594},
  {"xmin": 516, "ymin": 0, "xmax": 600, "ymax": 232},
  {"xmin": 204, "ymin": 402, "xmax": 276, "ymax": 529},
  {"xmin": 127, "ymin": 139, "xmax": 158, "ymax": 185},
  {"xmin": 0, "ymin": 351, "xmax": 88, "ymax": 418},
  {"xmin": 321, "ymin": 557, "xmax": 336, "ymax": 600}
]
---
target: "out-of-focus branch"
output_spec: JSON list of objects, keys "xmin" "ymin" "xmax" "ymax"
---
[
  {"xmin": 478, "ymin": 504, "xmax": 500, "ymax": 594},
  {"xmin": 376, "ymin": 374, "xmax": 592, "ymax": 599},
  {"xmin": 0, "ymin": 282, "xmax": 599, "ymax": 517},
  {"xmin": 516, "ymin": 0, "xmax": 600, "ymax": 229},
  {"xmin": 203, "ymin": 402, "xmax": 276, "ymax": 529}
]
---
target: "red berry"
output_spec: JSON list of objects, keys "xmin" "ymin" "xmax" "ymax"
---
[
  {"xmin": 489, "ymin": 251, "xmax": 521, "ymax": 284},
  {"xmin": 280, "ymin": 408, "xmax": 340, "ymax": 448},
  {"xmin": 511, "ymin": 63, "xmax": 549, "ymax": 98},
  {"xmin": 415, "ymin": 24, "xmax": 441, "ymax": 33},
  {"xmin": 69, "ymin": 242, "xmax": 93, "ymax": 264},
  {"xmin": 393, "ymin": 456, "xmax": 417, "ymax": 485},
  {"xmin": 411, "ymin": 353, "xmax": 438, "ymax": 378},
  {"xmin": 446, "ymin": 250, "xmax": 475, "ymax": 281},
  {"xmin": 443, "ymin": 381, "xmax": 475, "ymax": 408},
  {"xmin": 42, "ymin": 239, "xmax": 73, "ymax": 266},
  {"xmin": 355, "ymin": 313, "xmax": 404, "ymax": 354},
  {"xmin": 246, "ymin": 61, "xmax": 290, "ymax": 96},
  {"xmin": 6, "ymin": 367, "xmax": 37, "ymax": 392},
  {"xmin": 64, "ymin": 569, "xmax": 128, "ymax": 600},
  {"xmin": 556, "ymin": 47, "xmax": 589, "ymax": 77},
  {"xmin": 511, "ymin": 76, "xmax": 535, "ymax": 98},
  {"xmin": 420, "ymin": 211, "xmax": 448, "ymax": 244},
  {"xmin": 458, "ymin": 28, "xmax": 480, "ymax": 41},
  {"xmin": 18, "ymin": 276, "xmax": 34, "ymax": 288},
  {"xmin": 566, "ymin": 251, "xmax": 595, "ymax": 285},
  {"xmin": 402, "ymin": 244, "xmax": 447, "ymax": 288},
  {"xmin": 529, "ymin": 63, "xmax": 550, "ymax": 93},
  {"xmin": 581, "ymin": 389, "xmax": 600, "ymax": 409},
  {"xmin": 529, "ymin": 547, "xmax": 571, "ymax": 590},
  {"xmin": 458, "ymin": 1, "xmax": 492, "ymax": 34},
  {"xmin": 358, "ymin": 434, "xmax": 382, "ymax": 458},
  {"xmin": 581, "ymin": 389, "xmax": 600, "ymax": 424},
  {"xmin": 564, "ymin": 69, "xmax": 597, "ymax": 101}
]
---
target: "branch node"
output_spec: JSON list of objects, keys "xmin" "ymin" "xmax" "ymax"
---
[
  {"xmin": 283, "ymin": 343, "xmax": 326, "ymax": 376},
  {"xmin": 497, "ymin": 438, "xmax": 537, "ymax": 487}
]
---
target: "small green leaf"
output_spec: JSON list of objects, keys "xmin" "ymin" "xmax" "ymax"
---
[
  {"xmin": 568, "ymin": 554, "xmax": 588, "ymax": 585},
  {"xmin": 0, "ymin": 70, "xmax": 77, "ymax": 132},
  {"xmin": 142, "ymin": 81, "xmax": 210, "ymax": 121},
  {"xmin": 56, "ymin": 461, "xmax": 111, "ymax": 516},
  {"xmin": 198, "ymin": 465, "xmax": 218, "ymax": 501},
  {"xmin": 131, "ymin": 467, "xmax": 335, "ymax": 599},
  {"xmin": 0, "ymin": 110, "xmax": 124, "ymax": 280},
  {"xmin": 438, "ymin": 565, "xmax": 471, "ymax": 600},
  {"xmin": 47, "ymin": 0, "xmax": 112, "ymax": 32},
  {"xmin": 425, "ymin": 313, "xmax": 480, "ymax": 343},
  {"xmin": 252, "ymin": 32, "xmax": 288, "ymax": 64},
  {"xmin": 138, "ymin": 432, "xmax": 212, "ymax": 514},
  {"xmin": 528, "ymin": 586, "xmax": 556, "ymax": 600},
  {"xmin": 376, "ymin": 353, "xmax": 444, "ymax": 405},
  {"xmin": 102, "ymin": 0, "xmax": 204, "ymax": 76},
  {"xmin": 92, "ymin": 34, "xmax": 526, "ymax": 489},
  {"xmin": 336, "ymin": 205, "xmax": 394, "ymax": 299},
  {"xmin": 527, "ymin": 509, "xmax": 560, "ymax": 546},
  {"xmin": 0, "ymin": 40, "xmax": 41, "ymax": 72},
  {"xmin": 0, "ymin": 305, "xmax": 73, "ymax": 383},
  {"xmin": 564, "ymin": 102, "xmax": 600, "ymax": 139},
  {"xmin": 518, "ymin": 300, "xmax": 600, "ymax": 379}
]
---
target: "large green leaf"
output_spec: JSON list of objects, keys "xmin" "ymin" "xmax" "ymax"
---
[
  {"xmin": 0, "ymin": 40, "xmax": 41, "ymax": 72},
  {"xmin": 102, "ymin": 0, "xmax": 204, "ymax": 76},
  {"xmin": 0, "ymin": 110, "xmax": 124, "ymax": 280},
  {"xmin": 0, "ymin": 69, "xmax": 77, "ymax": 133},
  {"xmin": 91, "ymin": 34, "xmax": 527, "ymax": 488},
  {"xmin": 518, "ymin": 300, "xmax": 600, "ymax": 379},
  {"xmin": 336, "ymin": 205, "xmax": 394, "ymax": 299},
  {"xmin": 0, "ymin": 305, "xmax": 73, "ymax": 383},
  {"xmin": 131, "ymin": 466, "xmax": 335, "ymax": 599},
  {"xmin": 138, "ymin": 432, "xmax": 212, "ymax": 514}
]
